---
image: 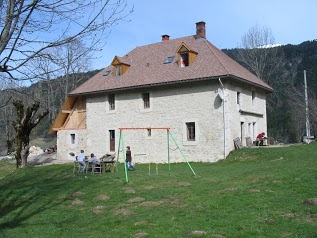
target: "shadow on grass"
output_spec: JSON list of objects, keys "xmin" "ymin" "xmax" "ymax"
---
[{"xmin": 0, "ymin": 164, "xmax": 81, "ymax": 231}]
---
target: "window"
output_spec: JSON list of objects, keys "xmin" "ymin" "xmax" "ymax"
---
[
  {"xmin": 147, "ymin": 129, "xmax": 152, "ymax": 137},
  {"xmin": 142, "ymin": 93, "xmax": 150, "ymax": 108},
  {"xmin": 164, "ymin": 56, "xmax": 175, "ymax": 64},
  {"xmin": 108, "ymin": 94, "xmax": 115, "ymax": 110},
  {"xmin": 115, "ymin": 65, "xmax": 121, "ymax": 76},
  {"xmin": 70, "ymin": 134, "xmax": 75, "ymax": 144},
  {"xmin": 103, "ymin": 70, "xmax": 111, "ymax": 76},
  {"xmin": 252, "ymin": 91, "xmax": 255, "ymax": 104},
  {"xmin": 186, "ymin": 122, "xmax": 195, "ymax": 141},
  {"xmin": 237, "ymin": 92, "xmax": 240, "ymax": 105},
  {"xmin": 180, "ymin": 53, "xmax": 189, "ymax": 67}
]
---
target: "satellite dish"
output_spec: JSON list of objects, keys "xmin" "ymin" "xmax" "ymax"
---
[{"xmin": 217, "ymin": 88, "xmax": 224, "ymax": 100}]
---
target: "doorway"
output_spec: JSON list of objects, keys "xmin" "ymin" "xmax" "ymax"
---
[
  {"xmin": 109, "ymin": 130, "xmax": 115, "ymax": 151},
  {"xmin": 240, "ymin": 122, "xmax": 244, "ymax": 145}
]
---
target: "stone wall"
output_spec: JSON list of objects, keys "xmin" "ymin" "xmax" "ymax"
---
[{"xmin": 56, "ymin": 79, "xmax": 268, "ymax": 163}]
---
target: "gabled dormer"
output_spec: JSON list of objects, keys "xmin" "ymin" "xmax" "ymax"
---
[
  {"xmin": 111, "ymin": 56, "xmax": 130, "ymax": 77},
  {"xmin": 176, "ymin": 42, "xmax": 198, "ymax": 67}
]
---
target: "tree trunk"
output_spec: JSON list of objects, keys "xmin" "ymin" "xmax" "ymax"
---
[
  {"xmin": 12, "ymin": 100, "xmax": 48, "ymax": 168},
  {"xmin": 21, "ymin": 145, "xmax": 30, "ymax": 167}
]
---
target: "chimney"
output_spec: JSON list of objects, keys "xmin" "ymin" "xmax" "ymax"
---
[
  {"xmin": 162, "ymin": 34, "xmax": 170, "ymax": 41},
  {"xmin": 195, "ymin": 21, "xmax": 206, "ymax": 39}
]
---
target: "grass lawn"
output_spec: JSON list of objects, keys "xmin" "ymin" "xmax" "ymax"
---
[{"xmin": 1, "ymin": 143, "xmax": 317, "ymax": 238}]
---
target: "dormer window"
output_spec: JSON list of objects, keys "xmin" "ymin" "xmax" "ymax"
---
[
  {"xmin": 115, "ymin": 65, "xmax": 121, "ymax": 77},
  {"xmin": 111, "ymin": 56, "xmax": 130, "ymax": 77},
  {"xmin": 176, "ymin": 42, "xmax": 198, "ymax": 67}
]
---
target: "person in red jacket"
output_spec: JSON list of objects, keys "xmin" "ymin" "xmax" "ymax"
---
[{"xmin": 256, "ymin": 132, "xmax": 265, "ymax": 146}]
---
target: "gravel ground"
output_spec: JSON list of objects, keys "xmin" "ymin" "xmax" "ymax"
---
[{"xmin": 0, "ymin": 152, "xmax": 72, "ymax": 167}]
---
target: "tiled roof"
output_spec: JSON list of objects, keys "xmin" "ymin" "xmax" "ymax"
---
[{"xmin": 70, "ymin": 35, "xmax": 273, "ymax": 95}]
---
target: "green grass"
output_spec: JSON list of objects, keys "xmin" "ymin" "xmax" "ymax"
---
[{"xmin": 1, "ymin": 143, "xmax": 317, "ymax": 238}]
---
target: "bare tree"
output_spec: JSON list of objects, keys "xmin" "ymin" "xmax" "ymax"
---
[
  {"xmin": 0, "ymin": 0, "xmax": 131, "ymax": 80},
  {"xmin": 30, "ymin": 39, "xmax": 92, "ymax": 121},
  {"xmin": 236, "ymin": 24, "xmax": 283, "ymax": 82},
  {"xmin": 0, "ymin": 0, "xmax": 131, "ymax": 167}
]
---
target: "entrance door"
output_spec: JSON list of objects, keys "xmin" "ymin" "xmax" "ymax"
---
[
  {"xmin": 240, "ymin": 122, "xmax": 244, "ymax": 145},
  {"xmin": 109, "ymin": 130, "xmax": 115, "ymax": 151}
]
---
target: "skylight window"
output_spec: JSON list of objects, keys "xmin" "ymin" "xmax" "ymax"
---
[
  {"xmin": 163, "ymin": 56, "xmax": 175, "ymax": 64},
  {"xmin": 103, "ymin": 70, "xmax": 111, "ymax": 76}
]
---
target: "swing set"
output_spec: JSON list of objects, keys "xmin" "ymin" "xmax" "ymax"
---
[{"xmin": 116, "ymin": 127, "xmax": 196, "ymax": 183}]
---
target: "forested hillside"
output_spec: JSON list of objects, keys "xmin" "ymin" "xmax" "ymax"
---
[{"xmin": 1, "ymin": 40, "xmax": 316, "ymax": 154}]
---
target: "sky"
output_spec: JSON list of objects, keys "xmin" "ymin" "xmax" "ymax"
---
[{"xmin": 91, "ymin": 0, "xmax": 317, "ymax": 70}]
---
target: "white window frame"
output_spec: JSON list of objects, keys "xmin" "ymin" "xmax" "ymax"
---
[
  {"xmin": 139, "ymin": 92, "xmax": 153, "ymax": 113},
  {"xmin": 69, "ymin": 130, "xmax": 78, "ymax": 148},
  {"xmin": 183, "ymin": 119, "xmax": 199, "ymax": 145},
  {"xmin": 106, "ymin": 94, "xmax": 117, "ymax": 114}
]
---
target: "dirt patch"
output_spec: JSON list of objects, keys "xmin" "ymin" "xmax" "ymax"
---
[
  {"xmin": 128, "ymin": 197, "xmax": 145, "ymax": 203},
  {"xmin": 92, "ymin": 209, "xmax": 103, "ymax": 215},
  {"xmin": 134, "ymin": 221, "xmax": 147, "ymax": 226},
  {"xmin": 281, "ymin": 212, "xmax": 297, "ymax": 218},
  {"xmin": 71, "ymin": 191, "xmax": 84, "ymax": 196},
  {"xmin": 139, "ymin": 201, "xmax": 164, "ymax": 207},
  {"xmin": 307, "ymin": 214, "xmax": 317, "ymax": 222},
  {"xmin": 92, "ymin": 205, "xmax": 106, "ymax": 215},
  {"xmin": 96, "ymin": 194, "xmax": 109, "ymax": 201},
  {"xmin": 177, "ymin": 182, "xmax": 191, "ymax": 187},
  {"xmin": 133, "ymin": 232, "xmax": 148, "ymax": 238},
  {"xmin": 72, "ymin": 198, "xmax": 84, "ymax": 205},
  {"xmin": 260, "ymin": 218, "xmax": 275, "ymax": 223},
  {"xmin": 303, "ymin": 198, "xmax": 317, "ymax": 205},
  {"xmin": 188, "ymin": 230, "xmax": 207, "ymax": 236},
  {"xmin": 57, "ymin": 196, "xmax": 67, "ymax": 200},
  {"xmin": 169, "ymin": 199, "xmax": 187, "ymax": 208},
  {"xmin": 113, "ymin": 208, "xmax": 133, "ymax": 216},
  {"xmin": 144, "ymin": 185, "xmax": 154, "ymax": 190},
  {"xmin": 249, "ymin": 189, "xmax": 261, "ymax": 193},
  {"xmin": 218, "ymin": 187, "xmax": 238, "ymax": 193},
  {"xmin": 134, "ymin": 221, "xmax": 156, "ymax": 227},
  {"xmin": 125, "ymin": 189, "xmax": 136, "ymax": 194}
]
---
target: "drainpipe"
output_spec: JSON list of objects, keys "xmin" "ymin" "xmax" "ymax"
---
[{"xmin": 219, "ymin": 78, "xmax": 226, "ymax": 160}]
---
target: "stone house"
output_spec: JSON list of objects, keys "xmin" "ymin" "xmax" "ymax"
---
[{"xmin": 51, "ymin": 22, "xmax": 272, "ymax": 163}]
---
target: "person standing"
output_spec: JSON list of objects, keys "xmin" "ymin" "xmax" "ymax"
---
[
  {"xmin": 77, "ymin": 149, "xmax": 86, "ymax": 172},
  {"xmin": 126, "ymin": 146, "xmax": 136, "ymax": 170}
]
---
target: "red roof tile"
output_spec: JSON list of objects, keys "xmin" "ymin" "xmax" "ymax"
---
[{"xmin": 70, "ymin": 35, "xmax": 272, "ymax": 95}]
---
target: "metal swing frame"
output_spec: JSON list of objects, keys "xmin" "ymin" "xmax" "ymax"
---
[{"xmin": 116, "ymin": 127, "xmax": 196, "ymax": 183}]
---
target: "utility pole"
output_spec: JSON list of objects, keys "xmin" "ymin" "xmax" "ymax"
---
[{"xmin": 304, "ymin": 70, "xmax": 311, "ymax": 143}]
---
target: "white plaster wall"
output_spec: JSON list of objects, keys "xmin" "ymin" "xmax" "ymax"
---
[
  {"xmin": 224, "ymin": 82, "xmax": 267, "ymax": 148},
  {"xmin": 56, "ymin": 129, "xmax": 87, "ymax": 160}
]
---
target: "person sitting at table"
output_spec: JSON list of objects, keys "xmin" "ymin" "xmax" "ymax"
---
[
  {"xmin": 88, "ymin": 153, "xmax": 100, "ymax": 172},
  {"xmin": 77, "ymin": 149, "xmax": 86, "ymax": 172},
  {"xmin": 256, "ymin": 132, "xmax": 265, "ymax": 146}
]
